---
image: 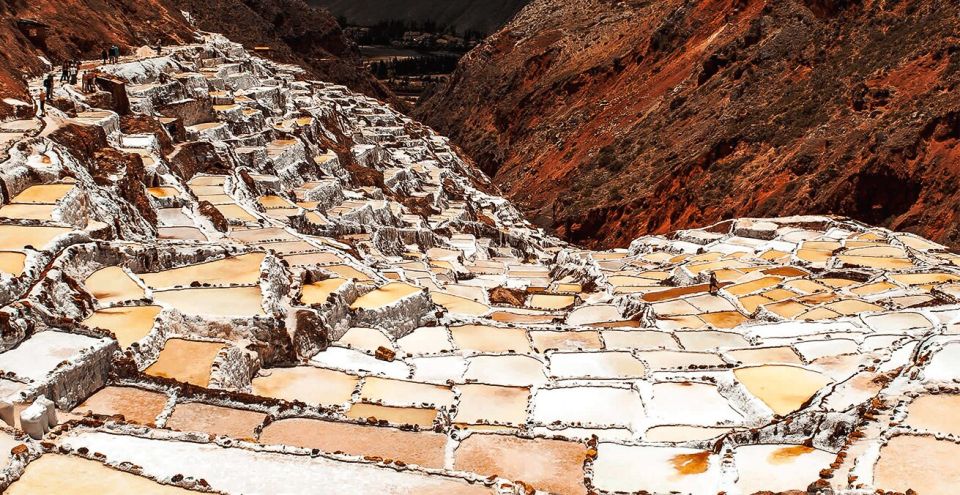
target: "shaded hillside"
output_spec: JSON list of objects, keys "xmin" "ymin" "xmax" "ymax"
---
[
  {"xmin": 0, "ymin": 0, "xmax": 396, "ymax": 119},
  {"xmin": 0, "ymin": 0, "xmax": 195, "ymax": 118},
  {"xmin": 417, "ymin": 0, "xmax": 960, "ymax": 249},
  {"xmin": 308, "ymin": 0, "xmax": 528, "ymax": 35},
  {"xmin": 169, "ymin": 0, "xmax": 401, "ymax": 107}
]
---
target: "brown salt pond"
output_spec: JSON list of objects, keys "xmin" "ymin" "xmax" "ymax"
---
[
  {"xmin": 0, "ymin": 225, "xmax": 72, "ymax": 250},
  {"xmin": 84, "ymin": 266, "xmax": 145, "ymax": 304},
  {"xmin": 873, "ymin": 435, "xmax": 960, "ymax": 495},
  {"xmin": 346, "ymin": 403, "xmax": 438, "ymax": 427},
  {"xmin": 154, "ymin": 286, "xmax": 265, "ymax": 317},
  {"xmin": 165, "ymin": 402, "xmax": 266, "ymax": 440},
  {"xmin": 454, "ymin": 434, "xmax": 587, "ymax": 495},
  {"xmin": 72, "ymin": 386, "xmax": 169, "ymax": 425},
  {"xmin": 145, "ymin": 339, "xmax": 225, "ymax": 387},
  {"xmin": 450, "ymin": 324, "xmax": 530, "ymax": 353},
  {"xmin": 905, "ymin": 394, "xmax": 960, "ymax": 436},
  {"xmin": 82, "ymin": 305, "xmax": 162, "ymax": 348},
  {"xmin": 0, "ymin": 251, "xmax": 26, "ymax": 276},
  {"xmin": 734, "ymin": 365, "xmax": 832, "ymax": 415},
  {"xmin": 252, "ymin": 366, "xmax": 358, "ymax": 406},
  {"xmin": 138, "ymin": 253, "xmax": 265, "ymax": 288},
  {"xmin": 300, "ymin": 278, "xmax": 346, "ymax": 305},
  {"xmin": 5, "ymin": 454, "xmax": 198, "ymax": 495},
  {"xmin": 350, "ymin": 282, "xmax": 420, "ymax": 310},
  {"xmin": 260, "ymin": 418, "xmax": 447, "ymax": 468},
  {"xmin": 10, "ymin": 183, "xmax": 74, "ymax": 203},
  {"xmin": 453, "ymin": 384, "xmax": 530, "ymax": 426},
  {"xmin": 490, "ymin": 310, "xmax": 558, "ymax": 324}
]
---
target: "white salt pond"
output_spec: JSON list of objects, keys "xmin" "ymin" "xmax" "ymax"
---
[
  {"xmin": 548, "ymin": 351, "xmax": 646, "ymax": 379},
  {"xmin": 732, "ymin": 444, "xmax": 834, "ymax": 493},
  {"xmin": 0, "ymin": 331, "xmax": 110, "ymax": 382},
  {"xmin": 592, "ymin": 443, "xmax": 719, "ymax": 494},
  {"xmin": 532, "ymin": 386, "xmax": 645, "ymax": 430},
  {"xmin": 154, "ymin": 286, "xmax": 265, "ymax": 317}
]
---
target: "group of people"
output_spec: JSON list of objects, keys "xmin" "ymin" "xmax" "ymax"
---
[
  {"xmin": 59, "ymin": 59, "xmax": 81, "ymax": 85},
  {"xmin": 101, "ymin": 45, "xmax": 120, "ymax": 64}
]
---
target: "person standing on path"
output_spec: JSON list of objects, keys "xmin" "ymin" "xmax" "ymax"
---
[
  {"xmin": 43, "ymin": 73, "xmax": 54, "ymax": 99},
  {"xmin": 101, "ymin": 49, "xmax": 108, "ymax": 65}
]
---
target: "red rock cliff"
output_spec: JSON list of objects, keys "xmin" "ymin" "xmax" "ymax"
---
[{"xmin": 416, "ymin": 0, "xmax": 960, "ymax": 249}]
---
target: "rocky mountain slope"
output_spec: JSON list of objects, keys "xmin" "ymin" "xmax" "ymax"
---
[
  {"xmin": 308, "ymin": 0, "xmax": 529, "ymax": 35},
  {"xmin": 0, "ymin": 0, "xmax": 394, "ymax": 119},
  {"xmin": 417, "ymin": 0, "xmax": 960, "ymax": 249}
]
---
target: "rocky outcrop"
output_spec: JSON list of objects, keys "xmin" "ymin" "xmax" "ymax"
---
[{"xmin": 417, "ymin": 0, "xmax": 960, "ymax": 249}]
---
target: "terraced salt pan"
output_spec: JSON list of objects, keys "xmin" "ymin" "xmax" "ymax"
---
[
  {"xmin": 0, "ymin": 251, "xmax": 26, "ymax": 275},
  {"xmin": 592, "ymin": 444, "xmax": 719, "ymax": 493},
  {"xmin": 138, "ymin": 253, "xmax": 264, "ymax": 288},
  {"xmin": 158, "ymin": 227, "xmax": 208, "ymax": 241},
  {"xmin": 144, "ymin": 339, "xmax": 225, "ymax": 387},
  {"xmin": 648, "ymin": 382, "xmax": 743, "ymax": 425},
  {"xmin": 643, "ymin": 425, "xmax": 733, "ymax": 442},
  {"xmin": 873, "ymin": 435, "xmax": 960, "ymax": 495},
  {"xmin": 431, "ymin": 292, "xmax": 490, "ymax": 316},
  {"xmin": 310, "ymin": 347, "xmax": 410, "ymax": 378},
  {"xmin": 252, "ymin": 366, "xmax": 358, "ymax": 406},
  {"xmin": 165, "ymin": 402, "xmax": 265, "ymax": 439},
  {"xmin": 0, "ymin": 331, "xmax": 109, "ymax": 382},
  {"xmin": 72, "ymin": 386, "xmax": 169, "ymax": 425},
  {"xmin": 450, "ymin": 325, "xmax": 530, "ymax": 353},
  {"xmin": 154, "ymin": 286, "xmax": 265, "ymax": 317},
  {"xmin": 0, "ymin": 225, "xmax": 72, "ymax": 250},
  {"xmin": 350, "ymin": 282, "xmax": 420, "ymax": 309},
  {"xmin": 359, "ymin": 376, "xmax": 454, "ymax": 407},
  {"xmin": 463, "ymin": 354, "xmax": 547, "ymax": 386},
  {"xmin": 532, "ymin": 386, "xmax": 645, "ymax": 430},
  {"xmin": 527, "ymin": 294, "xmax": 575, "ymax": 310},
  {"xmin": 396, "ymin": 326, "xmax": 453, "ymax": 354},
  {"xmin": 732, "ymin": 445, "xmax": 834, "ymax": 493},
  {"xmin": 905, "ymin": 395, "xmax": 960, "ymax": 436},
  {"xmin": 6, "ymin": 454, "xmax": 196, "ymax": 495},
  {"xmin": 346, "ymin": 403, "xmax": 438, "ymax": 426},
  {"xmin": 0, "ymin": 203, "xmax": 57, "ymax": 220},
  {"xmin": 453, "ymin": 384, "xmax": 529, "ymax": 426},
  {"xmin": 923, "ymin": 342, "xmax": 960, "ymax": 381},
  {"xmin": 549, "ymin": 351, "xmax": 646, "ymax": 379},
  {"xmin": 60, "ymin": 430, "xmax": 491, "ymax": 494},
  {"xmin": 566, "ymin": 304, "xmax": 622, "ymax": 325},
  {"xmin": 734, "ymin": 365, "xmax": 832, "ymax": 415},
  {"xmin": 82, "ymin": 306, "xmax": 162, "ymax": 348},
  {"xmin": 261, "ymin": 417, "xmax": 447, "ymax": 468},
  {"xmin": 530, "ymin": 330, "xmax": 602, "ymax": 352},
  {"xmin": 453, "ymin": 434, "xmax": 587, "ymax": 495},
  {"xmin": 336, "ymin": 327, "xmax": 393, "ymax": 353},
  {"xmin": 410, "ymin": 355, "xmax": 468, "ymax": 382},
  {"xmin": 84, "ymin": 266, "xmax": 145, "ymax": 304},
  {"xmin": 10, "ymin": 183, "xmax": 74, "ymax": 203}
]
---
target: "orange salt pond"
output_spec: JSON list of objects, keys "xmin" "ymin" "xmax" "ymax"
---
[
  {"xmin": 10, "ymin": 184, "xmax": 74, "ymax": 203},
  {"xmin": 145, "ymin": 339, "xmax": 225, "ymax": 387},
  {"xmin": 734, "ymin": 365, "xmax": 832, "ymax": 415},
  {"xmin": 72, "ymin": 386, "xmax": 168, "ymax": 425},
  {"xmin": 527, "ymin": 293, "xmax": 575, "ymax": 310},
  {"xmin": 873, "ymin": 435, "xmax": 960, "ymax": 495},
  {"xmin": 359, "ymin": 376, "xmax": 454, "ymax": 407},
  {"xmin": 431, "ymin": 292, "xmax": 490, "ymax": 316},
  {"xmin": 905, "ymin": 395, "xmax": 960, "ymax": 436},
  {"xmin": 82, "ymin": 305, "xmax": 161, "ymax": 348},
  {"xmin": 165, "ymin": 402, "xmax": 266, "ymax": 439},
  {"xmin": 0, "ymin": 203, "xmax": 56, "ymax": 220},
  {"xmin": 154, "ymin": 286, "xmax": 264, "ymax": 317},
  {"xmin": 260, "ymin": 417, "xmax": 447, "ymax": 468},
  {"xmin": 0, "ymin": 251, "xmax": 27, "ymax": 276},
  {"xmin": 350, "ymin": 282, "xmax": 420, "ymax": 310},
  {"xmin": 138, "ymin": 253, "xmax": 264, "ymax": 288},
  {"xmin": 454, "ymin": 434, "xmax": 587, "ymax": 495},
  {"xmin": 346, "ymin": 403, "xmax": 438, "ymax": 427},
  {"xmin": 0, "ymin": 225, "xmax": 72, "ymax": 250},
  {"xmin": 300, "ymin": 278, "xmax": 346, "ymax": 304},
  {"xmin": 450, "ymin": 324, "xmax": 530, "ymax": 353},
  {"xmin": 147, "ymin": 186, "xmax": 178, "ymax": 198},
  {"xmin": 252, "ymin": 366, "xmax": 358, "ymax": 406},
  {"xmin": 732, "ymin": 444, "xmax": 833, "ymax": 493},
  {"xmin": 5, "ymin": 455, "xmax": 197, "ymax": 495},
  {"xmin": 84, "ymin": 266, "xmax": 145, "ymax": 304},
  {"xmin": 453, "ymin": 384, "xmax": 530, "ymax": 425}
]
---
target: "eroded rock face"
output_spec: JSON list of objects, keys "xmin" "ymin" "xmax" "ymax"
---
[{"xmin": 417, "ymin": 0, "xmax": 960, "ymax": 249}]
